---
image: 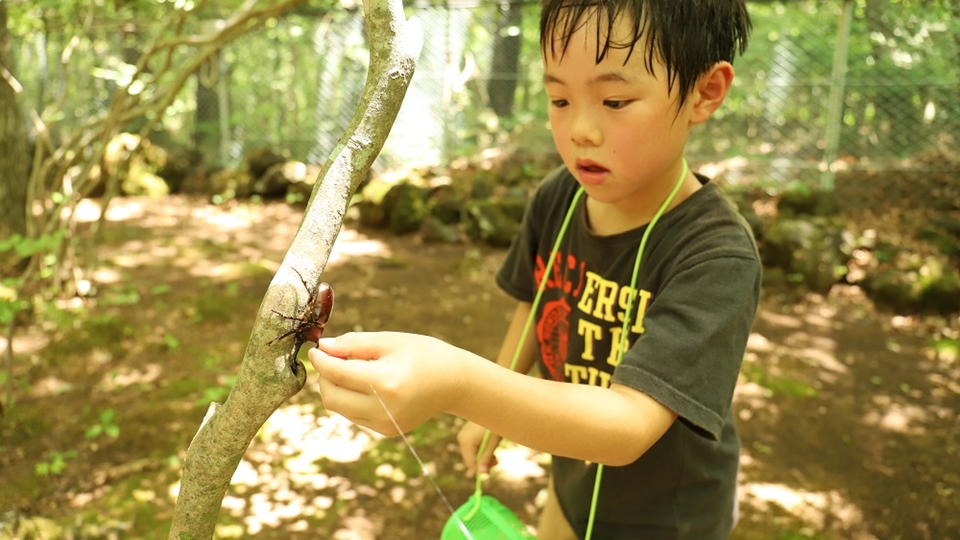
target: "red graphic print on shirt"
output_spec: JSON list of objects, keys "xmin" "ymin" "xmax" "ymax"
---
[{"xmin": 536, "ymin": 297, "xmax": 571, "ymax": 381}]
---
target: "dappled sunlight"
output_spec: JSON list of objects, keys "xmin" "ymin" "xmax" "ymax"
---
[
  {"xmin": 757, "ymin": 309, "xmax": 803, "ymax": 329},
  {"xmin": 195, "ymin": 401, "xmax": 390, "ymax": 536},
  {"xmin": 192, "ymin": 203, "xmax": 263, "ymax": 231},
  {"xmin": 861, "ymin": 395, "xmax": 931, "ymax": 435},
  {"xmin": 91, "ymin": 266, "xmax": 124, "ymax": 284},
  {"xmin": 28, "ymin": 376, "xmax": 75, "ymax": 397},
  {"xmin": 734, "ymin": 294, "xmax": 960, "ymax": 539},
  {"xmin": 102, "ymin": 198, "xmax": 149, "ymax": 222},
  {"xmin": 331, "ymin": 515, "xmax": 377, "ymax": 540},
  {"xmin": 328, "ymin": 228, "xmax": 392, "ymax": 266},
  {"xmin": 494, "ymin": 446, "xmax": 546, "ymax": 483},
  {"xmin": 927, "ymin": 371, "xmax": 960, "ymax": 397},
  {"xmin": 165, "ymin": 395, "xmax": 543, "ymax": 536},
  {"xmin": 259, "ymin": 404, "xmax": 378, "ymax": 465},
  {"xmin": 97, "ymin": 363, "xmax": 163, "ymax": 391},
  {"xmin": 740, "ymin": 482, "xmax": 876, "ymax": 539},
  {"xmin": 2, "ymin": 330, "xmax": 50, "ymax": 357},
  {"xmin": 72, "ymin": 198, "xmax": 109, "ymax": 223},
  {"xmin": 91, "ymin": 196, "xmax": 394, "ymax": 287}
]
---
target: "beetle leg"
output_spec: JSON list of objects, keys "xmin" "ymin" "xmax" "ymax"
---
[
  {"xmin": 288, "ymin": 339, "xmax": 307, "ymax": 374},
  {"xmin": 271, "ymin": 309, "xmax": 307, "ymax": 323},
  {"xmin": 291, "ymin": 268, "xmax": 313, "ymax": 297},
  {"xmin": 267, "ymin": 328, "xmax": 297, "ymax": 346}
]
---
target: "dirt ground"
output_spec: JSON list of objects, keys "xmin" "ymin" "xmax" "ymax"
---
[{"xmin": 0, "ymin": 189, "xmax": 958, "ymax": 539}]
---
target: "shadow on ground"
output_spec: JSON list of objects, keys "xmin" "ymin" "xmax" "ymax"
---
[{"xmin": 0, "ymin": 196, "xmax": 957, "ymax": 539}]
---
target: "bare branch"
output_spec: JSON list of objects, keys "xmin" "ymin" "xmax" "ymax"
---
[{"xmin": 167, "ymin": 0, "xmax": 423, "ymax": 536}]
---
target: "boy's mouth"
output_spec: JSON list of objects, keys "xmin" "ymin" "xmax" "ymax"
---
[
  {"xmin": 576, "ymin": 159, "xmax": 607, "ymax": 173},
  {"xmin": 575, "ymin": 159, "xmax": 609, "ymax": 186}
]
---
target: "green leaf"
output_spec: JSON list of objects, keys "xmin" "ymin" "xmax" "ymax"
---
[
  {"xmin": 86, "ymin": 424, "xmax": 104, "ymax": 439},
  {"xmin": 151, "ymin": 284, "xmax": 172, "ymax": 295},
  {"xmin": 163, "ymin": 333, "xmax": 181, "ymax": 350},
  {"xmin": 35, "ymin": 463, "xmax": 50, "ymax": 476},
  {"xmin": 105, "ymin": 425, "xmax": 120, "ymax": 438}
]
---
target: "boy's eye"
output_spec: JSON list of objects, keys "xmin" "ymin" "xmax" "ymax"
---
[
  {"xmin": 604, "ymin": 100, "xmax": 631, "ymax": 110},
  {"xmin": 550, "ymin": 99, "xmax": 569, "ymax": 108}
]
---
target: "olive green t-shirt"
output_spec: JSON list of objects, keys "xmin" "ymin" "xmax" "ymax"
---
[{"xmin": 496, "ymin": 166, "xmax": 761, "ymax": 539}]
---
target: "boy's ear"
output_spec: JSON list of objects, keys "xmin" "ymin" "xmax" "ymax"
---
[{"xmin": 689, "ymin": 62, "xmax": 735, "ymax": 125}]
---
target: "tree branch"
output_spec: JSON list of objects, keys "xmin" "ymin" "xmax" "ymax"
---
[{"xmin": 167, "ymin": 0, "xmax": 422, "ymax": 537}]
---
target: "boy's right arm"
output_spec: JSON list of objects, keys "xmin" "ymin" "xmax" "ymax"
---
[{"xmin": 458, "ymin": 301, "xmax": 537, "ymax": 473}]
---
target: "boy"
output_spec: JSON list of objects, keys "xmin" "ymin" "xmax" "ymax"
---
[{"xmin": 310, "ymin": 0, "xmax": 759, "ymax": 538}]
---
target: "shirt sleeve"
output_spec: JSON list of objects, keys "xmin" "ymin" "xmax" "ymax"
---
[
  {"xmin": 612, "ymin": 255, "xmax": 762, "ymax": 441},
  {"xmin": 496, "ymin": 199, "xmax": 539, "ymax": 303},
  {"xmin": 496, "ymin": 166, "xmax": 571, "ymax": 302}
]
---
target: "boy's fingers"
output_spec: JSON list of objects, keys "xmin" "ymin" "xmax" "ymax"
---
[
  {"xmin": 316, "ymin": 332, "xmax": 402, "ymax": 361},
  {"xmin": 310, "ymin": 348, "xmax": 378, "ymax": 394},
  {"xmin": 480, "ymin": 444, "xmax": 498, "ymax": 470}
]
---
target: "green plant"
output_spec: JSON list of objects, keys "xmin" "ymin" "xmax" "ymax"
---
[
  {"xmin": 0, "ymin": 278, "xmax": 28, "ymax": 325},
  {"xmin": 195, "ymin": 375, "xmax": 237, "ymax": 406},
  {"xmin": 35, "ymin": 450, "xmax": 78, "ymax": 476},
  {"xmin": 742, "ymin": 364, "xmax": 818, "ymax": 397},
  {"xmin": 0, "ymin": 230, "xmax": 66, "ymax": 260},
  {"xmin": 928, "ymin": 338, "xmax": 960, "ymax": 362},
  {"xmin": 86, "ymin": 409, "xmax": 121, "ymax": 440},
  {"xmin": 163, "ymin": 332, "xmax": 181, "ymax": 351}
]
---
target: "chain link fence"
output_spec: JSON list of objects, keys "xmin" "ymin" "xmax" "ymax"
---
[{"xmin": 11, "ymin": 0, "xmax": 960, "ymax": 186}]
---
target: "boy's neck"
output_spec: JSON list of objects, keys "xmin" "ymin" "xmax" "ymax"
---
[{"xmin": 584, "ymin": 171, "xmax": 703, "ymax": 236}]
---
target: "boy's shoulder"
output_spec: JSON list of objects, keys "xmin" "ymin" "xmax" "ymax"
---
[
  {"xmin": 665, "ymin": 177, "xmax": 760, "ymax": 264},
  {"xmin": 523, "ymin": 165, "xmax": 580, "ymax": 223}
]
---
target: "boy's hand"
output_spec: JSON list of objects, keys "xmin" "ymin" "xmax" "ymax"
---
[
  {"xmin": 457, "ymin": 421, "xmax": 500, "ymax": 475},
  {"xmin": 309, "ymin": 332, "xmax": 468, "ymax": 436}
]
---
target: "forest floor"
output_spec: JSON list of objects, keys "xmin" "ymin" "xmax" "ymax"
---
[{"xmin": 0, "ymin": 175, "xmax": 958, "ymax": 539}]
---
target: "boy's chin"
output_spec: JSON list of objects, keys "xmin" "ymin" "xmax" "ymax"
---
[{"xmin": 577, "ymin": 183, "xmax": 625, "ymax": 205}]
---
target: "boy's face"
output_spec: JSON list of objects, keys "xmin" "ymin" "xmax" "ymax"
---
[{"xmin": 543, "ymin": 14, "xmax": 700, "ymax": 208}]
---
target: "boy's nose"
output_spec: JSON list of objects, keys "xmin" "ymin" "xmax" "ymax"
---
[{"xmin": 569, "ymin": 109, "xmax": 602, "ymax": 146}]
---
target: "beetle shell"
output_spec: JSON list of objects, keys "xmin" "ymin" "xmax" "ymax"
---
[{"xmin": 314, "ymin": 282, "xmax": 334, "ymax": 327}]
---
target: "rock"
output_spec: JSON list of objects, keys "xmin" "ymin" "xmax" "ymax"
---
[
  {"xmin": 244, "ymin": 148, "xmax": 286, "ymax": 179},
  {"xmin": 863, "ymin": 257, "xmax": 960, "ymax": 314},
  {"xmin": 355, "ymin": 200, "xmax": 387, "ymax": 229},
  {"xmin": 428, "ymin": 185, "xmax": 464, "ymax": 225},
  {"xmin": 919, "ymin": 215, "xmax": 960, "ymax": 259},
  {"xmin": 421, "ymin": 216, "xmax": 461, "ymax": 244},
  {"xmin": 207, "ymin": 169, "xmax": 252, "ymax": 199},
  {"xmin": 381, "ymin": 182, "xmax": 428, "ymax": 235},
  {"xmin": 121, "ymin": 169, "xmax": 169, "ymax": 197},
  {"xmin": 465, "ymin": 200, "xmax": 520, "ymax": 247},
  {"xmin": 762, "ymin": 217, "xmax": 848, "ymax": 294},
  {"xmin": 466, "ymin": 169, "xmax": 497, "ymax": 200},
  {"xmin": 247, "ymin": 160, "xmax": 312, "ymax": 199},
  {"xmin": 777, "ymin": 183, "xmax": 840, "ymax": 217},
  {"xmin": 919, "ymin": 224, "xmax": 960, "ymax": 258},
  {"xmin": 157, "ymin": 146, "xmax": 203, "ymax": 194},
  {"xmin": 864, "ymin": 269, "xmax": 915, "ymax": 312}
]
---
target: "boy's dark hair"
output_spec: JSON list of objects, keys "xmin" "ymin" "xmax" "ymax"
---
[{"xmin": 540, "ymin": 0, "xmax": 751, "ymax": 109}]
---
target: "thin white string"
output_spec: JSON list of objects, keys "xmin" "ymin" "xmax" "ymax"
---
[{"xmin": 371, "ymin": 384, "xmax": 475, "ymax": 539}]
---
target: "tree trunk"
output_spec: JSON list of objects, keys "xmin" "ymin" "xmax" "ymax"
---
[
  {"xmin": 487, "ymin": 0, "xmax": 523, "ymax": 120},
  {"xmin": 0, "ymin": 1, "xmax": 29, "ymax": 252},
  {"xmin": 194, "ymin": 52, "xmax": 222, "ymax": 163},
  {"xmin": 167, "ymin": 0, "xmax": 422, "ymax": 536}
]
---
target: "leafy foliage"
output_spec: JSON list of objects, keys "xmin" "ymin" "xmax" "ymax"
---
[{"xmin": 34, "ymin": 450, "xmax": 78, "ymax": 476}]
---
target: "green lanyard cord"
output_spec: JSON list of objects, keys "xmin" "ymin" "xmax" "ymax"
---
[
  {"xmin": 466, "ymin": 186, "xmax": 586, "ymax": 520},
  {"xmin": 467, "ymin": 159, "xmax": 690, "ymax": 538},
  {"xmin": 584, "ymin": 158, "xmax": 689, "ymax": 539}
]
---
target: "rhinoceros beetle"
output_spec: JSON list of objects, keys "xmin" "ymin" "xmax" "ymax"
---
[{"xmin": 268, "ymin": 268, "xmax": 334, "ymax": 372}]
